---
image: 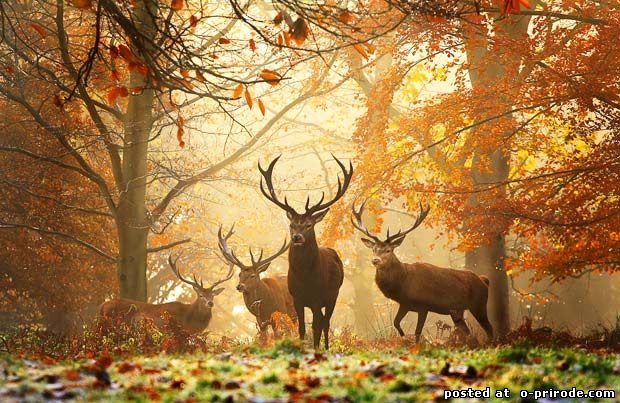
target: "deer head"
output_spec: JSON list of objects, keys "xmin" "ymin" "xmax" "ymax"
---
[
  {"xmin": 351, "ymin": 201, "xmax": 430, "ymax": 268},
  {"xmin": 258, "ymin": 155, "xmax": 353, "ymax": 247},
  {"xmin": 217, "ymin": 224, "xmax": 289, "ymax": 294},
  {"xmin": 168, "ymin": 254, "xmax": 234, "ymax": 310}
]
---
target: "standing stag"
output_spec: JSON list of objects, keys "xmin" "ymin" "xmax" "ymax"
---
[
  {"xmin": 351, "ymin": 202, "xmax": 493, "ymax": 342},
  {"xmin": 99, "ymin": 256, "xmax": 234, "ymax": 334},
  {"xmin": 217, "ymin": 225, "xmax": 297, "ymax": 338},
  {"xmin": 258, "ymin": 155, "xmax": 352, "ymax": 349}
]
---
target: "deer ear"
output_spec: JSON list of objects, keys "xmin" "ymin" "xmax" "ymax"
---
[
  {"xmin": 311, "ymin": 209, "xmax": 329, "ymax": 223},
  {"xmin": 390, "ymin": 236, "xmax": 405, "ymax": 248},
  {"xmin": 212, "ymin": 287, "xmax": 225, "ymax": 296},
  {"xmin": 257, "ymin": 262, "xmax": 271, "ymax": 273},
  {"xmin": 360, "ymin": 238, "xmax": 375, "ymax": 249}
]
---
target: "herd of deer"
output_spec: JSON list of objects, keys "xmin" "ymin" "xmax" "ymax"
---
[{"xmin": 100, "ymin": 156, "xmax": 494, "ymax": 349}]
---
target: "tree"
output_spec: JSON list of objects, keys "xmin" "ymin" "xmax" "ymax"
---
[
  {"xmin": 323, "ymin": 0, "xmax": 614, "ymax": 337},
  {"xmin": 0, "ymin": 0, "xmax": 347, "ymax": 303}
]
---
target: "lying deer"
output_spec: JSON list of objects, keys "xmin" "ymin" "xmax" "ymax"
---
[
  {"xmin": 217, "ymin": 225, "xmax": 297, "ymax": 338},
  {"xmin": 99, "ymin": 255, "xmax": 234, "ymax": 334},
  {"xmin": 351, "ymin": 202, "xmax": 493, "ymax": 342},
  {"xmin": 259, "ymin": 155, "xmax": 352, "ymax": 349}
]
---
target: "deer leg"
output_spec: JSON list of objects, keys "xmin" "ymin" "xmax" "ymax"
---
[
  {"xmin": 415, "ymin": 310, "xmax": 428, "ymax": 343},
  {"xmin": 450, "ymin": 310, "xmax": 470, "ymax": 335},
  {"xmin": 294, "ymin": 301, "xmax": 306, "ymax": 341},
  {"xmin": 471, "ymin": 306, "xmax": 494, "ymax": 341},
  {"xmin": 323, "ymin": 301, "xmax": 336, "ymax": 350},
  {"xmin": 393, "ymin": 305, "xmax": 408, "ymax": 337},
  {"xmin": 311, "ymin": 307, "xmax": 324, "ymax": 349}
]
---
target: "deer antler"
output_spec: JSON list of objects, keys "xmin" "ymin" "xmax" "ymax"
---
[
  {"xmin": 351, "ymin": 200, "xmax": 381, "ymax": 243},
  {"xmin": 385, "ymin": 203, "xmax": 430, "ymax": 244},
  {"xmin": 258, "ymin": 155, "xmax": 299, "ymax": 216},
  {"xmin": 168, "ymin": 254, "xmax": 204, "ymax": 289},
  {"xmin": 351, "ymin": 201, "xmax": 431, "ymax": 245},
  {"xmin": 304, "ymin": 155, "xmax": 353, "ymax": 216},
  {"xmin": 218, "ymin": 224, "xmax": 289, "ymax": 274}
]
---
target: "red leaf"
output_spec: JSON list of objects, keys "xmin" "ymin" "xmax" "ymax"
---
[
  {"xmin": 195, "ymin": 71, "xmax": 206, "ymax": 83},
  {"xmin": 171, "ymin": 0, "xmax": 184, "ymax": 11},
  {"xmin": 249, "ymin": 38, "xmax": 256, "ymax": 52},
  {"xmin": 72, "ymin": 0, "xmax": 92, "ymax": 8},
  {"xmin": 244, "ymin": 88, "xmax": 253, "ymax": 110},
  {"xmin": 180, "ymin": 69, "xmax": 190, "ymax": 78},
  {"xmin": 176, "ymin": 115, "xmax": 185, "ymax": 148},
  {"xmin": 258, "ymin": 99, "xmax": 266, "ymax": 116},
  {"xmin": 232, "ymin": 83, "xmax": 244, "ymax": 99},
  {"xmin": 273, "ymin": 11, "xmax": 283, "ymax": 25},
  {"xmin": 108, "ymin": 45, "xmax": 119, "ymax": 60},
  {"xmin": 339, "ymin": 11, "xmax": 354, "ymax": 24},
  {"xmin": 259, "ymin": 69, "xmax": 282, "ymax": 86},
  {"xmin": 130, "ymin": 87, "xmax": 143, "ymax": 95},
  {"xmin": 218, "ymin": 37, "xmax": 231, "ymax": 45},
  {"xmin": 110, "ymin": 69, "xmax": 120, "ymax": 81},
  {"xmin": 290, "ymin": 18, "xmax": 309, "ymax": 46},
  {"xmin": 353, "ymin": 44, "xmax": 369, "ymax": 59},
  {"xmin": 107, "ymin": 86, "xmax": 128, "ymax": 105},
  {"xmin": 189, "ymin": 15, "xmax": 199, "ymax": 31},
  {"xmin": 30, "ymin": 24, "xmax": 47, "ymax": 37},
  {"xmin": 118, "ymin": 44, "xmax": 133, "ymax": 62}
]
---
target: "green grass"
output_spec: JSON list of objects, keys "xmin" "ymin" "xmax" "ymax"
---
[{"xmin": 1, "ymin": 340, "xmax": 619, "ymax": 402}]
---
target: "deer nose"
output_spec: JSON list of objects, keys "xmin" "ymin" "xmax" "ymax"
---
[
  {"xmin": 371, "ymin": 257, "xmax": 381, "ymax": 265},
  {"xmin": 207, "ymin": 301, "xmax": 214, "ymax": 308},
  {"xmin": 292, "ymin": 234, "xmax": 303, "ymax": 243},
  {"xmin": 236, "ymin": 284, "xmax": 245, "ymax": 292}
]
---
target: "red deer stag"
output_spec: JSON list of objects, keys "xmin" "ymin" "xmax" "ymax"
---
[
  {"xmin": 99, "ymin": 256, "xmax": 234, "ymax": 334},
  {"xmin": 217, "ymin": 225, "xmax": 297, "ymax": 338},
  {"xmin": 258, "ymin": 155, "xmax": 352, "ymax": 349},
  {"xmin": 351, "ymin": 202, "xmax": 493, "ymax": 342}
]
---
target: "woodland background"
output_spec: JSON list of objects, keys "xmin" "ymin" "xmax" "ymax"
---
[{"xmin": 0, "ymin": 0, "xmax": 619, "ymax": 343}]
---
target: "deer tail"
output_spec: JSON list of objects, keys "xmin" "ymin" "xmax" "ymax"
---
[{"xmin": 479, "ymin": 275, "xmax": 490, "ymax": 286}]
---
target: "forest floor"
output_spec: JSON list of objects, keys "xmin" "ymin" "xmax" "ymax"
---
[{"xmin": 1, "ymin": 337, "xmax": 619, "ymax": 402}]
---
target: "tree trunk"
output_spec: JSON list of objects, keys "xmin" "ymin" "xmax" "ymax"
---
[
  {"xmin": 463, "ymin": 15, "xmax": 532, "ymax": 338},
  {"xmin": 116, "ymin": 0, "xmax": 156, "ymax": 301}
]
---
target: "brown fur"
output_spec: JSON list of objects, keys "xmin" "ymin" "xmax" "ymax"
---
[
  {"xmin": 99, "ymin": 297, "xmax": 214, "ymax": 334},
  {"xmin": 372, "ymin": 252, "xmax": 493, "ymax": 342},
  {"xmin": 288, "ymin": 236, "xmax": 344, "ymax": 349},
  {"xmin": 241, "ymin": 275, "xmax": 297, "ymax": 336}
]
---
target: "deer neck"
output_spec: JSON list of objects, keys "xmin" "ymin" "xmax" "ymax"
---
[
  {"xmin": 376, "ymin": 255, "xmax": 405, "ymax": 283},
  {"xmin": 186, "ymin": 298, "xmax": 211, "ymax": 330},
  {"xmin": 288, "ymin": 236, "xmax": 319, "ymax": 270},
  {"xmin": 243, "ymin": 280, "xmax": 270, "ymax": 316}
]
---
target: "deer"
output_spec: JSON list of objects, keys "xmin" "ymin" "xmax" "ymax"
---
[
  {"xmin": 99, "ymin": 255, "xmax": 234, "ymax": 334},
  {"xmin": 217, "ymin": 224, "xmax": 297, "ymax": 338},
  {"xmin": 258, "ymin": 155, "xmax": 352, "ymax": 349},
  {"xmin": 351, "ymin": 202, "xmax": 494, "ymax": 343}
]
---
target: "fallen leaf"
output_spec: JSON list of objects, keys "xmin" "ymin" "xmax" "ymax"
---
[
  {"xmin": 219, "ymin": 37, "xmax": 231, "ymax": 45},
  {"xmin": 290, "ymin": 18, "xmax": 309, "ymax": 46},
  {"xmin": 249, "ymin": 38, "xmax": 256, "ymax": 52},
  {"xmin": 118, "ymin": 44, "xmax": 133, "ymax": 62}
]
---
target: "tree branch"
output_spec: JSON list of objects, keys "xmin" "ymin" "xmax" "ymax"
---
[{"xmin": 0, "ymin": 222, "xmax": 116, "ymax": 262}]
